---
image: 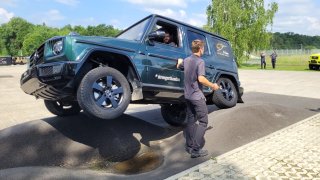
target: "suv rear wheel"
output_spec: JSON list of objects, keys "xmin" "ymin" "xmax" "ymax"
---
[
  {"xmin": 77, "ymin": 67, "xmax": 131, "ymax": 120},
  {"xmin": 44, "ymin": 100, "xmax": 81, "ymax": 116},
  {"xmin": 161, "ymin": 104, "xmax": 186, "ymax": 126},
  {"xmin": 212, "ymin": 77, "xmax": 238, "ymax": 109}
]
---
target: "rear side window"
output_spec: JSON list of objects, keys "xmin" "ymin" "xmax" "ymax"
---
[
  {"xmin": 212, "ymin": 38, "xmax": 233, "ymax": 60},
  {"xmin": 187, "ymin": 31, "xmax": 209, "ymax": 55}
]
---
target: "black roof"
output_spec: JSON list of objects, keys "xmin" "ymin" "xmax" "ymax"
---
[{"xmin": 151, "ymin": 14, "xmax": 228, "ymax": 41}]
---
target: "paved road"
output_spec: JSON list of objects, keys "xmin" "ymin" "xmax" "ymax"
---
[
  {"xmin": 0, "ymin": 66, "xmax": 319, "ymax": 179},
  {"xmin": 168, "ymin": 113, "xmax": 320, "ymax": 180}
]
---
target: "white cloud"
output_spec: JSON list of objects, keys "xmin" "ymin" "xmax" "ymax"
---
[
  {"xmin": 126, "ymin": 0, "xmax": 207, "ymax": 28},
  {"xmin": 126, "ymin": 0, "xmax": 187, "ymax": 8},
  {"xmin": 0, "ymin": 8, "xmax": 14, "ymax": 24},
  {"xmin": 1, "ymin": 0, "xmax": 17, "ymax": 6},
  {"xmin": 265, "ymin": 0, "xmax": 320, "ymax": 35},
  {"xmin": 45, "ymin": 9, "xmax": 65, "ymax": 21},
  {"xmin": 54, "ymin": 0, "xmax": 79, "ymax": 6},
  {"xmin": 145, "ymin": 8, "xmax": 206, "ymax": 27},
  {"xmin": 33, "ymin": 9, "xmax": 65, "ymax": 26}
]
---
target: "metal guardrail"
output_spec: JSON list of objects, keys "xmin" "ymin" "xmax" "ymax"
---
[{"xmin": 252, "ymin": 49, "xmax": 320, "ymax": 56}]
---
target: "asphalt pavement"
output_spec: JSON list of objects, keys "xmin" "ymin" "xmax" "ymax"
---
[{"xmin": 0, "ymin": 66, "xmax": 319, "ymax": 179}]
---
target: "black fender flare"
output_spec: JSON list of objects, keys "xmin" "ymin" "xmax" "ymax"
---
[
  {"xmin": 75, "ymin": 47, "xmax": 141, "ymax": 82},
  {"xmin": 71, "ymin": 47, "xmax": 144, "ymax": 101}
]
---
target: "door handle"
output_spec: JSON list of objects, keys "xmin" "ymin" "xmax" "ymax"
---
[
  {"xmin": 208, "ymin": 65, "xmax": 215, "ymax": 69},
  {"xmin": 138, "ymin": 51, "xmax": 145, "ymax": 55}
]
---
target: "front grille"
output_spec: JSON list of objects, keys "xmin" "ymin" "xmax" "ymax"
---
[
  {"xmin": 311, "ymin": 60, "xmax": 317, "ymax": 63},
  {"xmin": 28, "ymin": 37, "xmax": 63, "ymax": 69},
  {"xmin": 47, "ymin": 37, "xmax": 63, "ymax": 56},
  {"xmin": 29, "ymin": 44, "xmax": 45, "ymax": 68},
  {"xmin": 311, "ymin": 56, "xmax": 319, "ymax": 60}
]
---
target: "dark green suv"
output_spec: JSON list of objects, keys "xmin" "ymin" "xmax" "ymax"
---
[{"xmin": 20, "ymin": 14, "xmax": 243, "ymax": 126}]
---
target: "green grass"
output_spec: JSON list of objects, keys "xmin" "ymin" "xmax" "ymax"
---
[{"xmin": 240, "ymin": 55, "xmax": 311, "ymax": 71}]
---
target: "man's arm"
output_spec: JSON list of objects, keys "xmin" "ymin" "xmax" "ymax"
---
[
  {"xmin": 198, "ymin": 76, "xmax": 220, "ymax": 91},
  {"xmin": 197, "ymin": 60, "xmax": 219, "ymax": 91}
]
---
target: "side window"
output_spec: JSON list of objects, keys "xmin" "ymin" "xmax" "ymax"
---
[
  {"xmin": 212, "ymin": 38, "xmax": 233, "ymax": 60},
  {"xmin": 187, "ymin": 31, "xmax": 209, "ymax": 55},
  {"xmin": 151, "ymin": 21, "xmax": 179, "ymax": 47}
]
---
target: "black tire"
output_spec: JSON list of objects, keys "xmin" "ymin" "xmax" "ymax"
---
[
  {"xmin": 77, "ymin": 66, "xmax": 131, "ymax": 120},
  {"xmin": 161, "ymin": 104, "xmax": 186, "ymax": 126},
  {"xmin": 212, "ymin": 77, "xmax": 238, "ymax": 109},
  {"xmin": 309, "ymin": 65, "xmax": 314, "ymax": 70},
  {"xmin": 44, "ymin": 100, "xmax": 81, "ymax": 116}
]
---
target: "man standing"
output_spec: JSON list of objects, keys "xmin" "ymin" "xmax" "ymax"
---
[
  {"xmin": 270, "ymin": 50, "xmax": 278, "ymax": 69},
  {"xmin": 260, "ymin": 51, "xmax": 266, "ymax": 69},
  {"xmin": 177, "ymin": 39, "xmax": 220, "ymax": 158}
]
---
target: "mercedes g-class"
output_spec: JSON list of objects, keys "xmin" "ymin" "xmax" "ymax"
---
[{"xmin": 20, "ymin": 14, "xmax": 244, "ymax": 126}]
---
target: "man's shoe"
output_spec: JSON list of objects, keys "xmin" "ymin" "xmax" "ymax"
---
[
  {"xmin": 191, "ymin": 149, "xmax": 208, "ymax": 158},
  {"xmin": 185, "ymin": 146, "xmax": 193, "ymax": 154}
]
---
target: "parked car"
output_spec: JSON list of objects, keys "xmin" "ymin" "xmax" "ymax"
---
[
  {"xmin": 309, "ymin": 53, "xmax": 320, "ymax": 70},
  {"xmin": 13, "ymin": 56, "xmax": 29, "ymax": 65},
  {"xmin": 20, "ymin": 14, "xmax": 243, "ymax": 126}
]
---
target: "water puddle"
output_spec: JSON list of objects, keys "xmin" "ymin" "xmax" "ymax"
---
[
  {"xmin": 90, "ymin": 148, "xmax": 164, "ymax": 175},
  {"xmin": 113, "ymin": 150, "xmax": 163, "ymax": 174}
]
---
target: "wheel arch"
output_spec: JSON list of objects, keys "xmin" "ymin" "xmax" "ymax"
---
[{"xmin": 74, "ymin": 48, "xmax": 143, "ymax": 101}]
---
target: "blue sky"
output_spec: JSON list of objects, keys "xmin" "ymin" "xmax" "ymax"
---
[{"xmin": 1, "ymin": 0, "xmax": 320, "ymax": 36}]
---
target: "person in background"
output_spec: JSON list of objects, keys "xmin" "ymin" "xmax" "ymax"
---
[
  {"xmin": 177, "ymin": 39, "xmax": 220, "ymax": 158},
  {"xmin": 270, "ymin": 50, "xmax": 278, "ymax": 69},
  {"xmin": 260, "ymin": 52, "xmax": 266, "ymax": 69}
]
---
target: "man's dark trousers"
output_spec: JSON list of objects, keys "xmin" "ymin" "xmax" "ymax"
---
[
  {"xmin": 272, "ymin": 60, "xmax": 276, "ymax": 69},
  {"xmin": 184, "ymin": 98, "xmax": 208, "ymax": 151},
  {"xmin": 261, "ymin": 60, "xmax": 266, "ymax": 69}
]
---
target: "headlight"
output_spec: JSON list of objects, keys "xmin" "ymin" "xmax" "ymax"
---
[{"xmin": 53, "ymin": 40, "xmax": 63, "ymax": 55}]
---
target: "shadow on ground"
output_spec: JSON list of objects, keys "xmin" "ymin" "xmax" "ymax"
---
[{"xmin": 0, "ymin": 109, "xmax": 182, "ymax": 171}]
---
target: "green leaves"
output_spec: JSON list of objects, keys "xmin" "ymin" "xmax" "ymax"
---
[
  {"xmin": 205, "ymin": 0, "xmax": 278, "ymax": 65},
  {"xmin": 0, "ymin": 18, "xmax": 121, "ymax": 56},
  {"xmin": 0, "ymin": 17, "xmax": 33, "ymax": 56}
]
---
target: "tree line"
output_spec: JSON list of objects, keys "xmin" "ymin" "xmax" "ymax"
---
[
  {"xmin": 271, "ymin": 32, "xmax": 320, "ymax": 50},
  {"xmin": 0, "ymin": 17, "xmax": 121, "ymax": 57}
]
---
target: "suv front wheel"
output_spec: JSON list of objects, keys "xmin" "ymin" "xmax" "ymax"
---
[
  {"xmin": 77, "ymin": 66, "xmax": 131, "ymax": 120},
  {"xmin": 212, "ymin": 77, "xmax": 238, "ymax": 109},
  {"xmin": 161, "ymin": 104, "xmax": 186, "ymax": 126}
]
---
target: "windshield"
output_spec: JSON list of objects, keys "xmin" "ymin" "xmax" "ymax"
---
[{"xmin": 117, "ymin": 17, "xmax": 151, "ymax": 41}]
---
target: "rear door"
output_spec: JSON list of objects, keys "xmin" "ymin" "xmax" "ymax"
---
[
  {"xmin": 184, "ymin": 29, "xmax": 217, "ymax": 94},
  {"xmin": 210, "ymin": 37, "xmax": 237, "ymax": 73}
]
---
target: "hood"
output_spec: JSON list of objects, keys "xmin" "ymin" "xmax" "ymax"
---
[{"xmin": 70, "ymin": 35, "xmax": 141, "ymax": 52}]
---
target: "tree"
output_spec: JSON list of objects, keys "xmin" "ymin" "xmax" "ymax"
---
[
  {"xmin": 205, "ymin": 0, "xmax": 278, "ymax": 65},
  {"xmin": 22, "ymin": 25, "xmax": 59, "ymax": 55},
  {"xmin": 86, "ymin": 24, "xmax": 120, "ymax": 37},
  {"xmin": 1, "ymin": 17, "xmax": 34, "ymax": 56}
]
